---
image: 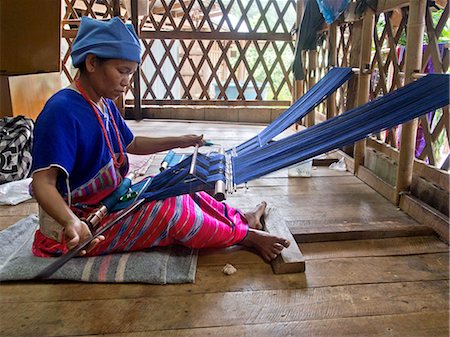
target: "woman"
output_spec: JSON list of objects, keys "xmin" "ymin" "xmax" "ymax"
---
[{"xmin": 31, "ymin": 16, "xmax": 289, "ymax": 262}]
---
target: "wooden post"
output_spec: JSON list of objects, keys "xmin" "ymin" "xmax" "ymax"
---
[
  {"xmin": 307, "ymin": 49, "xmax": 317, "ymax": 127},
  {"xmin": 326, "ymin": 23, "xmax": 337, "ymax": 120},
  {"xmin": 292, "ymin": 0, "xmax": 305, "ymax": 104},
  {"xmin": 354, "ymin": 8, "xmax": 375, "ymax": 174},
  {"xmin": 131, "ymin": 0, "xmax": 142, "ymax": 120},
  {"xmin": 112, "ymin": 0, "xmax": 121, "ymax": 17},
  {"xmin": 395, "ymin": 0, "xmax": 427, "ymax": 203}
]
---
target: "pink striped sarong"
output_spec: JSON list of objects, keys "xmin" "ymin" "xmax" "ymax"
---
[{"xmin": 33, "ymin": 191, "xmax": 249, "ymax": 257}]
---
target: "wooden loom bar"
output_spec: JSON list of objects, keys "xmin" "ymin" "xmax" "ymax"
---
[
  {"xmin": 377, "ymin": 0, "xmax": 410, "ymax": 13},
  {"xmin": 395, "ymin": 0, "xmax": 426, "ymax": 203},
  {"xmin": 354, "ymin": 8, "xmax": 375, "ymax": 173}
]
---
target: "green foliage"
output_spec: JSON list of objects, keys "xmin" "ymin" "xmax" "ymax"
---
[{"xmin": 376, "ymin": 9, "xmax": 449, "ymax": 46}]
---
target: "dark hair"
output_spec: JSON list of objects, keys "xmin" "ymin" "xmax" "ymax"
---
[{"xmin": 77, "ymin": 55, "xmax": 110, "ymax": 72}]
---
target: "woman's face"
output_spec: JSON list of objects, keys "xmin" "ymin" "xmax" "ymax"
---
[{"xmin": 88, "ymin": 58, "xmax": 138, "ymax": 100}]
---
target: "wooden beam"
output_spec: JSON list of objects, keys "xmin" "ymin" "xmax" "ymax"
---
[
  {"xmin": 264, "ymin": 208, "xmax": 305, "ymax": 274},
  {"xmin": 377, "ymin": 0, "xmax": 410, "ymax": 13},
  {"xmin": 357, "ymin": 166, "xmax": 397, "ymax": 203},
  {"xmin": 128, "ymin": 99, "xmax": 291, "ymax": 106},
  {"xmin": 400, "ymin": 193, "xmax": 449, "ymax": 243},
  {"xmin": 367, "ymin": 138, "xmax": 449, "ymax": 192},
  {"xmin": 141, "ymin": 31, "xmax": 293, "ymax": 42}
]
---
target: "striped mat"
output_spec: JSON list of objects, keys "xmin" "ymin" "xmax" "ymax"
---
[{"xmin": 0, "ymin": 215, "xmax": 197, "ymax": 284}]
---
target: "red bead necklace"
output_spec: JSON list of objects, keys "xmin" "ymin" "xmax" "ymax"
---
[{"xmin": 75, "ymin": 79, "xmax": 125, "ymax": 168}]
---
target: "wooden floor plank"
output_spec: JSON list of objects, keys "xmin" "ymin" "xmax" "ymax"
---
[
  {"xmin": 1, "ymin": 120, "xmax": 448, "ymax": 337},
  {"xmin": 70, "ymin": 311, "xmax": 450, "ymax": 337},
  {"xmin": 2, "ymin": 252, "xmax": 447, "ymax": 303},
  {"xmin": 1, "ymin": 281, "xmax": 448, "ymax": 336}
]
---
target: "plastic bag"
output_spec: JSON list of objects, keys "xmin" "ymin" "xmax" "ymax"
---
[
  {"xmin": 0, "ymin": 178, "xmax": 32, "ymax": 205},
  {"xmin": 316, "ymin": 0, "xmax": 350, "ymax": 24},
  {"xmin": 329, "ymin": 157, "xmax": 347, "ymax": 172}
]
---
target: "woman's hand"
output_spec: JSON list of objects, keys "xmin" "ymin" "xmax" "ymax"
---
[
  {"xmin": 178, "ymin": 134, "xmax": 205, "ymax": 148},
  {"xmin": 64, "ymin": 219, "xmax": 105, "ymax": 256}
]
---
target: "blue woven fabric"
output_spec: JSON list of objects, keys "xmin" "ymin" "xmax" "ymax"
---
[
  {"xmin": 116, "ymin": 74, "xmax": 448, "ymax": 203},
  {"xmin": 234, "ymin": 67, "xmax": 353, "ymax": 155},
  {"xmin": 232, "ymin": 74, "xmax": 449, "ymax": 184}
]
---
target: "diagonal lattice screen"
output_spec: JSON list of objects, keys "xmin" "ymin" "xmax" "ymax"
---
[
  {"xmin": 61, "ymin": 0, "xmax": 297, "ymax": 107},
  {"xmin": 368, "ymin": 6, "xmax": 449, "ymax": 169}
]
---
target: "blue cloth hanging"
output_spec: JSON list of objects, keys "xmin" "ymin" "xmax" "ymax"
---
[{"xmin": 316, "ymin": 0, "xmax": 351, "ymax": 24}]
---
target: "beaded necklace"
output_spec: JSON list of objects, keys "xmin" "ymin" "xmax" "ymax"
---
[{"xmin": 75, "ymin": 79, "xmax": 125, "ymax": 168}]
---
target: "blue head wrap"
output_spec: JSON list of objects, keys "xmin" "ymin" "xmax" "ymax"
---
[{"xmin": 71, "ymin": 17, "xmax": 141, "ymax": 68}]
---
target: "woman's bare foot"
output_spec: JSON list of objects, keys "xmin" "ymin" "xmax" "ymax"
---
[
  {"xmin": 244, "ymin": 201, "xmax": 267, "ymax": 230},
  {"xmin": 240, "ymin": 228, "xmax": 290, "ymax": 262}
]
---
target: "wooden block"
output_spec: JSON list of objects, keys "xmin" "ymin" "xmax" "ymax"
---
[
  {"xmin": 264, "ymin": 207, "xmax": 305, "ymax": 274},
  {"xmin": 8, "ymin": 72, "xmax": 62, "ymax": 120},
  {"xmin": 0, "ymin": 0, "xmax": 61, "ymax": 75}
]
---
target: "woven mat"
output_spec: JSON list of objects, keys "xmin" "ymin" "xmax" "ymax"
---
[{"xmin": 0, "ymin": 215, "xmax": 197, "ymax": 284}]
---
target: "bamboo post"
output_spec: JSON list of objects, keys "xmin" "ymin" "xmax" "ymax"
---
[
  {"xmin": 395, "ymin": 0, "xmax": 426, "ymax": 203},
  {"xmin": 131, "ymin": 0, "xmax": 142, "ymax": 120},
  {"xmin": 353, "ymin": 8, "xmax": 375, "ymax": 174},
  {"xmin": 292, "ymin": 0, "xmax": 305, "ymax": 104},
  {"xmin": 326, "ymin": 23, "xmax": 337, "ymax": 120},
  {"xmin": 307, "ymin": 49, "xmax": 317, "ymax": 127}
]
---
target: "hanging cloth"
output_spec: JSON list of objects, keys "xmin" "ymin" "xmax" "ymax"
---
[
  {"xmin": 292, "ymin": 0, "xmax": 325, "ymax": 80},
  {"xmin": 316, "ymin": 0, "xmax": 351, "ymax": 24}
]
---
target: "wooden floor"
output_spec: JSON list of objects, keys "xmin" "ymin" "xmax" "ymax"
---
[{"xmin": 1, "ymin": 120, "xmax": 449, "ymax": 337}]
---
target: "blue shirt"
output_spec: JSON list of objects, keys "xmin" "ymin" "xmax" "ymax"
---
[{"xmin": 32, "ymin": 88, "xmax": 134, "ymax": 195}]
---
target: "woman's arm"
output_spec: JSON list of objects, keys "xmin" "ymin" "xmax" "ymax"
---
[
  {"xmin": 32, "ymin": 167, "xmax": 104, "ymax": 255},
  {"xmin": 126, "ymin": 134, "xmax": 204, "ymax": 155}
]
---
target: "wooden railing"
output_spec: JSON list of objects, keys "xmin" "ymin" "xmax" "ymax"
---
[{"xmin": 297, "ymin": 0, "xmax": 449, "ymax": 240}]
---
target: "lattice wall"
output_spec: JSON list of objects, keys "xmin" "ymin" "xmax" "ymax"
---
[
  {"xmin": 368, "ymin": 4, "xmax": 449, "ymax": 170},
  {"xmin": 61, "ymin": 0, "xmax": 297, "ymax": 107}
]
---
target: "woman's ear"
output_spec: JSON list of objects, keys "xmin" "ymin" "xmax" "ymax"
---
[{"xmin": 84, "ymin": 54, "xmax": 97, "ymax": 73}]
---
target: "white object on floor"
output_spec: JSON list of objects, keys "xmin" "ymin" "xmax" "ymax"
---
[
  {"xmin": 222, "ymin": 263, "xmax": 237, "ymax": 275},
  {"xmin": 0, "ymin": 178, "xmax": 32, "ymax": 205},
  {"xmin": 288, "ymin": 159, "xmax": 313, "ymax": 177},
  {"xmin": 329, "ymin": 157, "xmax": 347, "ymax": 171}
]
